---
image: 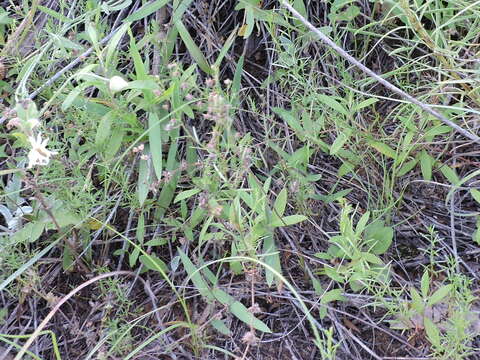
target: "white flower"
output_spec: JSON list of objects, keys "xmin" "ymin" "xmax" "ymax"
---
[
  {"xmin": 109, "ymin": 76, "xmax": 129, "ymax": 93},
  {"xmin": 27, "ymin": 133, "xmax": 58, "ymax": 169}
]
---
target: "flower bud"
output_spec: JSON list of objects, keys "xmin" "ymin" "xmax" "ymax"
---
[{"xmin": 109, "ymin": 76, "xmax": 129, "ymax": 93}]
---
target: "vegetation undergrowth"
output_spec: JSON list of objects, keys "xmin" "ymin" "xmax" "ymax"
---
[{"xmin": 1, "ymin": 0, "xmax": 480, "ymax": 359}]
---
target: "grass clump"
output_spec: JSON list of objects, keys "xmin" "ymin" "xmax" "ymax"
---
[{"xmin": 0, "ymin": 0, "xmax": 480, "ymax": 359}]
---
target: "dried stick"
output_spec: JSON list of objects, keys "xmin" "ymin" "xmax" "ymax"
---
[{"xmin": 281, "ymin": 1, "xmax": 480, "ymax": 143}]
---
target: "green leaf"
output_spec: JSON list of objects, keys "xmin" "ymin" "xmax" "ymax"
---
[
  {"xmin": 129, "ymin": 248, "xmax": 140, "ymax": 268},
  {"xmin": 101, "ymin": 0, "xmax": 133, "ymax": 13},
  {"xmin": 470, "ymin": 189, "xmax": 480, "ymax": 204},
  {"xmin": 367, "ymin": 140, "xmax": 397, "ymax": 159},
  {"xmin": 316, "ymin": 94, "xmax": 349, "ymax": 116},
  {"xmin": 311, "ymin": 275, "xmax": 323, "ymax": 295},
  {"xmin": 53, "ymin": 210, "xmax": 82, "ymax": 228},
  {"xmin": 106, "ymin": 23, "xmax": 130, "ymax": 68},
  {"xmin": 338, "ymin": 161, "xmax": 355, "ymax": 177},
  {"xmin": 174, "ymin": 188, "xmax": 201, "ymax": 203},
  {"xmin": 364, "ymin": 221, "xmax": 393, "ymax": 255},
  {"xmin": 62, "ymin": 85, "xmax": 85, "ymax": 111},
  {"xmin": 330, "ymin": 5, "xmax": 360, "ymax": 22},
  {"xmin": 354, "ymin": 98, "xmax": 378, "ymax": 112},
  {"xmin": 173, "ymin": 0, "xmax": 195, "ymax": 22},
  {"xmin": 230, "ymin": 243, "xmax": 243, "ymax": 275},
  {"xmin": 438, "ymin": 164, "xmax": 460, "ymax": 185},
  {"xmin": 330, "ymin": 132, "xmax": 349, "ymax": 155},
  {"xmin": 140, "ymin": 254, "xmax": 168, "ymax": 273},
  {"xmin": 361, "ymin": 252, "xmax": 383, "ymax": 265},
  {"xmin": 145, "ymin": 238, "xmax": 168, "ymax": 247},
  {"xmin": 213, "ymin": 26, "xmax": 238, "ymax": 69},
  {"xmin": 271, "ymin": 214, "xmax": 307, "ymax": 227},
  {"xmin": 128, "ymin": 29, "xmax": 148, "ymax": 79},
  {"xmin": 321, "ymin": 289, "xmax": 346, "ymax": 305},
  {"xmin": 355, "ymin": 211, "xmax": 370, "ymax": 235},
  {"xmin": 323, "ymin": 265, "xmax": 344, "ymax": 282},
  {"xmin": 62, "ymin": 243, "xmax": 73, "ymax": 271},
  {"xmin": 178, "ymin": 249, "xmax": 214, "ymax": 301},
  {"xmin": 175, "ymin": 20, "xmax": 212, "ymax": 74},
  {"xmin": 104, "ymin": 128, "xmax": 124, "ymax": 160},
  {"xmin": 263, "ymin": 233, "xmax": 282, "ymax": 287},
  {"xmin": 12, "ymin": 221, "xmax": 45, "ymax": 243},
  {"xmin": 272, "ymin": 107, "xmax": 303, "ymax": 133},
  {"xmin": 211, "ymin": 319, "xmax": 231, "ymax": 335},
  {"xmin": 51, "ymin": 34, "xmax": 83, "ymax": 51},
  {"xmin": 86, "ymin": 21, "xmax": 98, "ymax": 45},
  {"xmin": 293, "ymin": 0, "xmax": 307, "ymax": 17},
  {"xmin": 229, "ymin": 301, "xmax": 271, "ymax": 333},
  {"xmin": 123, "ymin": 0, "xmax": 170, "ymax": 22},
  {"xmin": 314, "ymin": 252, "xmax": 332, "ymax": 260},
  {"xmin": 421, "ymin": 271, "xmax": 430, "ymax": 298},
  {"xmin": 310, "ymin": 188, "xmax": 352, "ymax": 203},
  {"xmin": 0, "ymin": 11, "xmax": 13, "ymax": 25},
  {"xmin": 424, "ymin": 316, "xmax": 441, "ymax": 348},
  {"xmin": 419, "ymin": 150, "xmax": 433, "ymax": 181},
  {"xmin": 424, "ymin": 125, "xmax": 452, "ymax": 139},
  {"xmin": 126, "ymin": 80, "xmax": 160, "ymax": 91},
  {"xmin": 211, "ymin": 288, "xmax": 271, "ymax": 332},
  {"xmin": 212, "ymin": 288, "xmax": 235, "ymax": 304},
  {"xmin": 273, "ymin": 188, "xmax": 288, "ymax": 218},
  {"xmin": 136, "ymin": 212, "xmax": 145, "ymax": 244},
  {"xmin": 410, "ymin": 287, "xmax": 424, "ymax": 313},
  {"xmin": 137, "ymin": 148, "xmax": 152, "ymax": 207},
  {"xmin": 156, "ymin": 137, "xmax": 180, "ymax": 218},
  {"xmin": 397, "ymin": 158, "xmax": 418, "ymax": 177},
  {"xmin": 231, "ymin": 55, "xmax": 244, "ymax": 109},
  {"xmin": 95, "ymin": 111, "xmax": 114, "ymax": 147},
  {"xmin": 148, "ymin": 111, "xmax": 163, "ymax": 181},
  {"xmin": 427, "ymin": 284, "xmax": 452, "ymax": 307}
]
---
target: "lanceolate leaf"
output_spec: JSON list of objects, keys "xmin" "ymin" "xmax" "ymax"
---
[
  {"xmin": 273, "ymin": 187, "xmax": 288, "ymax": 218},
  {"xmin": 174, "ymin": 188, "xmax": 201, "ymax": 203},
  {"xmin": 212, "ymin": 288, "xmax": 271, "ymax": 333},
  {"xmin": 470, "ymin": 189, "xmax": 480, "ymax": 204},
  {"xmin": 367, "ymin": 140, "xmax": 397, "ymax": 159},
  {"xmin": 271, "ymin": 214, "xmax": 308, "ymax": 227},
  {"xmin": 175, "ymin": 20, "xmax": 212, "ymax": 74},
  {"xmin": 178, "ymin": 249, "xmax": 214, "ymax": 301},
  {"xmin": 137, "ymin": 146, "xmax": 152, "ymax": 207},
  {"xmin": 148, "ymin": 112, "xmax": 163, "ymax": 181},
  {"xmin": 263, "ymin": 233, "xmax": 282, "ymax": 287},
  {"xmin": 123, "ymin": 0, "xmax": 170, "ymax": 22},
  {"xmin": 427, "ymin": 284, "xmax": 453, "ymax": 307}
]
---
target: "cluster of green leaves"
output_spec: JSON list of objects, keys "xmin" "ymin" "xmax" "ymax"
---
[
  {"xmin": 316, "ymin": 202, "xmax": 393, "ymax": 292},
  {"xmin": 388, "ymin": 265, "xmax": 479, "ymax": 359}
]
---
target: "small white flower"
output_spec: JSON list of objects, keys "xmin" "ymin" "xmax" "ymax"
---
[
  {"xmin": 109, "ymin": 76, "xmax": 129, "ymax": 93},
  {"xmin": 27, "ymin": 133, "xmax": 58, "ymax": 169}
]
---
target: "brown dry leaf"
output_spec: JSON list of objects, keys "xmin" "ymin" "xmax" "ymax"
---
[{"xmin": 343, "ymin": 318, "xmax": 360, "ymax": 333}]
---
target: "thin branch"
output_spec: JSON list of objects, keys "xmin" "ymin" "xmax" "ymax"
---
[{"xmin": 281, "ymin": 1, "xmax": 480, "ymax": 143}]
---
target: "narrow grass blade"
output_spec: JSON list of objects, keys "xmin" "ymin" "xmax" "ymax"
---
[{"xmin": 175, "ymin": 20, "xmax": 212, "ymax": 74}]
